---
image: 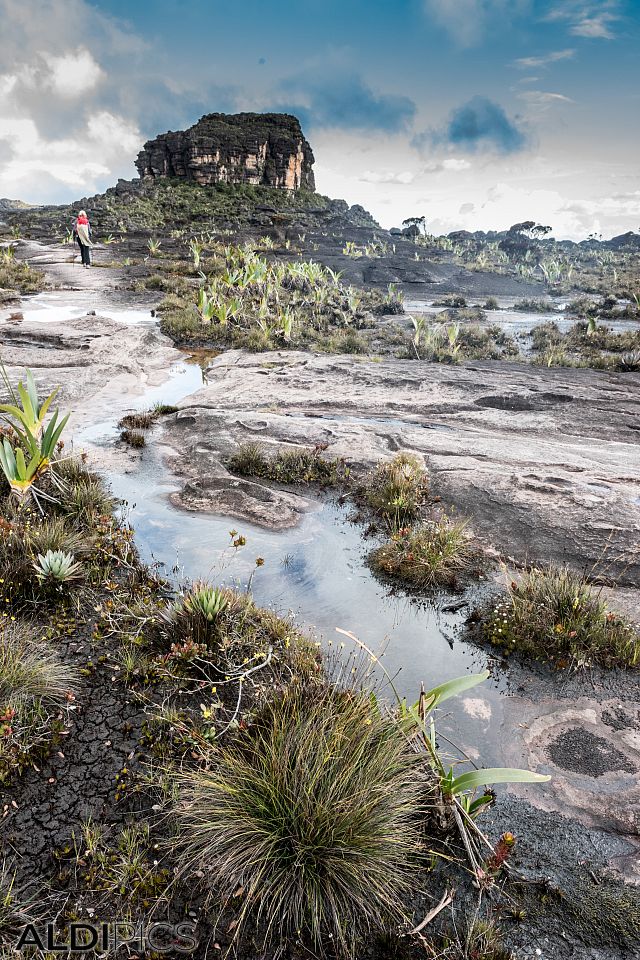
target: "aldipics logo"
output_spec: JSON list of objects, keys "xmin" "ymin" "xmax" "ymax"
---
[{"xmin": 15, "ymin": 921, "xmax": 198, "ymax": 954}]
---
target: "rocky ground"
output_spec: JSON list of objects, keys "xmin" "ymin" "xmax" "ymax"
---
[{"xmin": 1, "ymin": 236, "xmax": 639, "ymax": 958}]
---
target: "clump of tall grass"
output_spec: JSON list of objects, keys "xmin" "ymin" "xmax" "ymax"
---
[
  {"xmin": 364, "ymin": 453, "xmax": 428, "ymax": 530},
  {"xmin": 172, "ymin": 683, "xmax": 427, "ymax": 956},
  {"xmin": 228, "ymin": 443, "xmax": 347, "ymax": 486},
  {"xmin": 0, "ymin": 623, "xmax": 77, "ymax": 781},
  {"xmin": 482, "ymin": 566, "xmax": 639, "ymax": 668},
  {"xmin": 371, "ymin": 517, "xmax": 477, "ymax": 589}
]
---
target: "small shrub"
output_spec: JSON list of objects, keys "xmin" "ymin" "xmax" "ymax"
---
[
  {"xmin": 118, "ymin": 412, "xmax": 154, "ymax": 430},
  {"xmin": 152, "ymin": 403, "xmax": 179, "ymax": 416},
  {"xmin": 62, "ymin": 477, "xmax": 115, "ymax": 522},
  {"xmin": 371, "ymin": 517, "xmax": 477, "ymax": 589},
  {"xmin": 513, "ymin": 298, "xmax": 555, "ymax": 313},
  {"xmin": 482, "ymin": 566, "xmax": 639, "ymax": 668},
  {"xmin": 530, "ymin": 321, "xmax": 563, "ymax": 351},
  {"xmin": 227, "ymin": 442, "xmax": 268, "ymax": 478},
  {"xmin": 483, "ymin": 297, "xmax": 499, "ymax": 310},
  {"xmin": 172, "ymin": 683, "xmax": 427, "ymax": 956},
  {"xmin": 433, "ymin": 294, "xmax": 467, "ymax": 308}
]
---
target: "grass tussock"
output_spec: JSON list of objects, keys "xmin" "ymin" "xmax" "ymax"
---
[
  {"xmin": 482, "ymin": 566, "xmax": 639, "ymax": 668},
  {"xmin": 364, "ymin": 453, "xmax": 428, "ymax": 530},
  {"xmin": 228, "ymin": 443, "xmax": 347, "ymax": 487},
  {"xmin": 119, "ymin": 429, "xmax": 146, "ymax": 449},
  {"xmin": 371, "ymin": 517, "xmax": 477, "ymax": 590},
  {"xmin": 172, "ymin": 683, "xmax": 427, "ymax": 956},
  {"xmin": 0, "ymin": 622, "xmax": 77, "ymax": 782}
]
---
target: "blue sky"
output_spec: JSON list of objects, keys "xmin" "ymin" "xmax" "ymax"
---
[{"xmin": 0, "ymin": 0, "xmax": 639, "ymax": 237}]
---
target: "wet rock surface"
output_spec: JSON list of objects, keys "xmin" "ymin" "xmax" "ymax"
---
[
  {"xmin": 163, "ymin": 350, "xmax": 640, "ymax": 586},
  {"xmin": 1, "ymin": 239, "xmax": 639, "ymax": 959}
]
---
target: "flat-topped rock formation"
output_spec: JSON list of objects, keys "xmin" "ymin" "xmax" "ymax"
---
[{"xmin": 135, "ymin": 112, "xmax": 315, "ymax": 191}]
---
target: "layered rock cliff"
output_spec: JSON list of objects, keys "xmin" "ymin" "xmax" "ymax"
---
[{"xmin": 135, "ymin": 112, "xmax": 315, "ymax": 191}]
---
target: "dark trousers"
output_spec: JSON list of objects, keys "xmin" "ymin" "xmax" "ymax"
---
[{"xmin": 76, "ymin": 237, "xmax": 91, "ymax": 265}]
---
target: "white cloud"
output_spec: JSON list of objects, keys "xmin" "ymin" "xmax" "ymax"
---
[
  {"xmin": 43, "ymin": 48, "xmax": 104, "ymax": 99},
  {"xmin": 512, "ymin": 48, "xmax": 576, "ymax": 69},
  {"xmin": 570, "ymin": 15, "xmax": 616, "ymax": 39},
  {"xmin": 518, "ymin": 90, "xmax": 575, "ymax": 106},
  {"xmin": 423, "ymin": 157, "xmax": 472, "ymax": 173},
  {"xmin": 359, "ymin": 169, "xmax": 415, "ymax": 184},
  {"xmin": 0, "ymin": 0, "xmax": 145, "ymax": 201},
  {"xmin": 543, "ymin": 2, "xmax": 621, "ymax": 40},
  {"xmin": 423, "ymin": 0, "xmax": 531, "ymax": 47}
]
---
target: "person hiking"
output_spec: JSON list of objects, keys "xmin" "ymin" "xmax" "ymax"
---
[{"xmin": 73, "ymin": 210, "xmax": 93, "ymax": 268}]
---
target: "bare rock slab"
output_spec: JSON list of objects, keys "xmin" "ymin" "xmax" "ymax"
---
[{"xmin": 164, "ymin": 350, "xmax": 640, "ymax": 584}]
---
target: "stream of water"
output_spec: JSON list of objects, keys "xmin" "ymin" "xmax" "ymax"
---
[{"xmin": 74, "ymin": 349, "xmax": 511, "ymax": 766}]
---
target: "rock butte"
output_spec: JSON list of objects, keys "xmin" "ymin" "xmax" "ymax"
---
[{"xmin": 135, "ymin": 112, "xmax": 316, "ymax": 191}]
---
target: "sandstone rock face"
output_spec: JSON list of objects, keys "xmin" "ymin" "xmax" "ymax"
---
[{"xmin": 135, "ymin": 112, "xmax": 315, "ymax": 191}]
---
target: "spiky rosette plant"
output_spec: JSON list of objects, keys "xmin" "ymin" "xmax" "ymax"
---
[
  {"xmin": 183, "ymin": 584, "xmax": 228, "ymax": 622},
  {"xmin": 34, "ymin": 549, "xmax": 82, "ymax": 584},
  {"xmin": 155, "ymin": 583, "xmax": 241, "ymax": 650}
]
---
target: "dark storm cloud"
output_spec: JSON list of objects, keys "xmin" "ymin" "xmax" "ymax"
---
[
  {"xmin": 276, "ymin": 74, "xmax": 416, "ymax": 133},
  {"xmin": 417, "ymin": 96, "xmax": 527, "ymax": 154}
]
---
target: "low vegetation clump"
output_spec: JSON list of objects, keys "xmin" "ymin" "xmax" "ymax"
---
[
  {"xmin": 513, "ymin": 298, "xmax": 555, "ymax": 313},
  {"xmin": 68, "ymin": 821, "xmax": 171, "ymax": 907},
  {"xmin": 363, "ymin": 453, "xmax": 428, "ymax": 530},
  {"xmin": 371, "ymin": 517, "xmax": 478, "ymax": 590},
  {"xmin": 172, "ymin": 682, "xmax": 426, "ymax": 956},
  {"xmin": 530, "ymin": 320, "xmax": 640, "ymax": 371},
  {"xmin": 433, "ymin": 294, "xmax": 467, "ymax": 308},
  {"xmin": 119, "ymin": 428, "xmax": 146, "ymax": 448},
  {"xmin": 410, "ymin": 319, "xmax": 519, "ymax": 363},
  {"xmin": 228, "ymin": 442, "xmax": 348, "ymax": 486},
  {"xmin": 481, "ymin": 566, "xmax": 639, "ymax": 668},
  {"xmin": 157, "ymin": 241, "xmax": 397, "ymax": 350},
  {"xmin": 0, "ymin": 251, "xmax": 46, "ymax": 295},
  {"xmin": 0, "ymin": 622, "xmax": 77, "ymax": 782},
  {"xmin": 147, "ymin": 580, "xmax": 319, "ymax": 695}
]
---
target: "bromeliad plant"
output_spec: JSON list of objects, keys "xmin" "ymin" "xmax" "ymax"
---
[
  {"xmin": 0, "ymin": 366, "xmax": 60, "ymax": 440},
  {"xmin": 0, "ymin": 364, "xmax": 70, "ymax": 501},
  {"xmin": 183, "ymin": 585, "xmax": 228, "ymax": 622}
]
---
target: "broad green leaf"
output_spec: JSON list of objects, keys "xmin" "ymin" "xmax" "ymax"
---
[
  {"xmin": 15, "ymin": 447, "xmax": 26, "ymax": 479},
  {"xmin": 17, "ymin": 382, "xmax": 35, "ymax": 426},
  {"xmin": 26, "ymin": 369, "xmax": 39, "ymax": 418},
  {"xmin": 451, "ymin": 767, "xmax": 551, "ymax": 794},
  {"xmin": 422, "ymin": 671, "xmax": 490, "ymax": 709},
  {"xmin": 38, "ymin": 386, "xmax": 59, "ymax": 423}
]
